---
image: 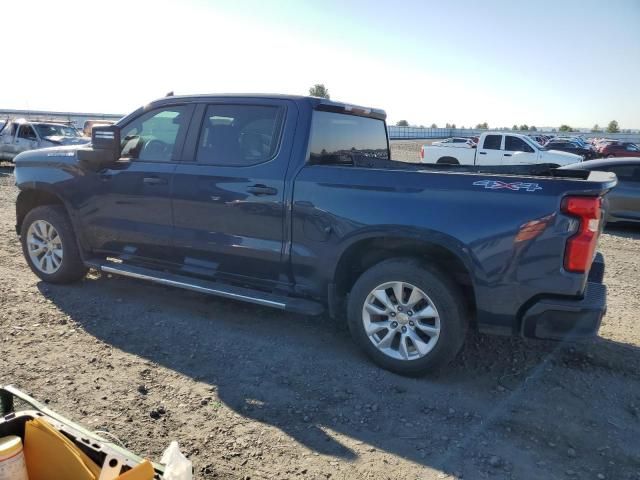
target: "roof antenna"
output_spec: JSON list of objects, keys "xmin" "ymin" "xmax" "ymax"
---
[{"xmin": 166, "ymin": 91, "xmax": 174, "ymax": 97}]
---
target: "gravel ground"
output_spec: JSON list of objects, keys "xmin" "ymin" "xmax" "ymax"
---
[{"xmin": 1, "ymin": 159, "xmax": 639, "ymax": 480}]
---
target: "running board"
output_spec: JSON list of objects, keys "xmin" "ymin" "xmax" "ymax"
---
[{"xmin": 86, "ymin": 259, "xmax": 324, "ymax": 316}]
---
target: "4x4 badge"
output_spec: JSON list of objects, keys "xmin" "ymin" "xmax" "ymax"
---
[{"xmin": 473, "ymin": 180, "xmax": 543, "ymax": 192}]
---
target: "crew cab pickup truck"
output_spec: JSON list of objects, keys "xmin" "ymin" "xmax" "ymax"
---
[
  {"xmin": 13, "ymin": 94, "xmax": 615, "ymax": 375},
  {"xmin": 420, "ymin": 132, "xmax": 583, "ymax": 166},
  {"xmin": 0, "ymin": 119, "xmax": 89, "ymax": 162}
]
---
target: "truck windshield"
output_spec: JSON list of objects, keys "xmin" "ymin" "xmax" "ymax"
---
[
  {"xmin": 34, "ymin": 124, "xmax": 80, "ymax": 138},
  {"xmin": 308, "ymin": 111, "xmax": 389, "ymax": 164}
]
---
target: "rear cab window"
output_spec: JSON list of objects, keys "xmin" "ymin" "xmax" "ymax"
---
[{"xmin": 308, "ymin": 111, "xmax": 389, "ymax": 165}]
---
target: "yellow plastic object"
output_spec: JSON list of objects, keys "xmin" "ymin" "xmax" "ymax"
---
[
  {"xmin": 23, "ymin": 417, "xmax": 99, "ymax": 480},
  {"xmin": 117, "ymin": 460, "xmax": 154, "ymax": 480}
]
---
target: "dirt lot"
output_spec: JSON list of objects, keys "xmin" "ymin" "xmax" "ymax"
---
[{"xmin": 1, "ymin": 156, "xmax": 639, "ymax": 479}]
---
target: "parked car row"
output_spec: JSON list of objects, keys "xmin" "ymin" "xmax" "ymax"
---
[
  {"xmin": 525, "ymin": 134, "xmax": 640, "ymax": 160},
  {"xmin": 423, "ymin": 133, "xmax": 640, "ymax": 164},
  {"xmin": 589, "ymin": 138, "xmax": 640, "ymax": 158}
]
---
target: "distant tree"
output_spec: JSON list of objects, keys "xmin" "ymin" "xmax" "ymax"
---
[
  {"xmin": 308, "ymin": 84, "xmax": 330, "ymax": 99},
  {"xmin": 419, "ymin": 125, "xmax": 425, "ymax": 128},
  {"xmin": 512, "ymin": 124, "xmax": 519, "ymax": 131},
  {"xmin": 396, "ymin": 120, "xmax": 409, "ymax": 127},
  {"xmin": 445, "ymin": 123, "xmax": 451, "ymax": 128},
  {"xmin": 430, "ymin": 123, "xmax": 438, "ymax": 128},
  {"xmin": 519, "ymin": 124, "xmax": 529, "ymax": 131},
  {"xmin": 475, "ymin": 122, "xmax": 488, "ymax": 129},
  {"xmin": 551, "ymin": 128, "xmax": 557, "ymax": 132},
  {"xmin": 559, "ymin": 124, "xmax": 572, "ymax": 132},
  {"xmin": 606, "ymin": 120, "xmax": 620, "ymax": 133},
  {"xmin": 530, "ymin": 125, "xmax": 537, "ymax": 131},
  {"xmin": 591, "ymin": 124, "xmax": 602, "ymax": 133},
  {"xmin": 451, "ymin": 123, "xmax": 456, "ymax": 129}
]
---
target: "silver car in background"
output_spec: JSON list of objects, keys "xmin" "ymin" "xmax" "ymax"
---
[
  {"xmin": 0, "ymin": 119, "xmax": 90, "ymax": 162},
  {"xmin": 561, "ymin": 158, "xmax": 640, "ymax": 224}
]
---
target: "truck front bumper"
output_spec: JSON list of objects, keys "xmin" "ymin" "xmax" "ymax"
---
[{"xmin": 520, "ymin": 281, "xmax": 606, "ymax": 340}]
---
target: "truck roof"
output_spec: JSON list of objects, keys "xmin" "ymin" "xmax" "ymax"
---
[{"xmin": 141, "ymin": 94, "xmax": 387, "ymax": 121}]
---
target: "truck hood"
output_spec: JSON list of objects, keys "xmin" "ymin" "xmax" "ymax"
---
[
  {"xmin": 544, "ymin": 149, "xmax": 583, "ymax": 164},
  {"xmin": 43, "ymin": 135, "xmax": 91, "ymax": 146},
  {"xmin": 13, "ymin": 144, "xmax": 84, "ymax": 167}
]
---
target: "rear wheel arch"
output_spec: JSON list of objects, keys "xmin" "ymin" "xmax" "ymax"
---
[
  {"xmin": 332, "ymin": 236, "xmax": 476, "ymax": 323},
  {"xmin": 436, "ymin": 156, "xmax": 459, "ymax": 165}
]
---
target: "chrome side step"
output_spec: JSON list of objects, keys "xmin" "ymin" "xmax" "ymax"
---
[{"xmin": 86, "ymin": 259, "xmax": 324, "ymax": 316}]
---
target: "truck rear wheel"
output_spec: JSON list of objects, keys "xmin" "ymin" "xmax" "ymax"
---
[
  {"xmin": 20, "ymin": 205, "xmax": 88, "ymax": 284},
  {"xmin": 347, "ymin": 258, "xmax": 466, "ymax": 375}
]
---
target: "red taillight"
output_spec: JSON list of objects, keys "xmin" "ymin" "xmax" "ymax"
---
[
  {"xmin": 420, "ymin": 145, "xmax": 424, "ymax": 160},
  {"xmin": 561, "ymin": 196, "xmax": 602, "ymax": 273}
]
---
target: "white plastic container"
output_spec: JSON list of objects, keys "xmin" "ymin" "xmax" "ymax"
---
[{"xmin": 0, "ymin": 435, "xmax": 29, "ymax": 480}]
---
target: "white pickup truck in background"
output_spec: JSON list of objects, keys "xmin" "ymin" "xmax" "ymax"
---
[{"xmin": 420, "ymin": 132, "xmax": 582, "ymax": 166}]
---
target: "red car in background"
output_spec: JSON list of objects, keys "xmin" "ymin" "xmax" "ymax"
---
[{"xmin": 599, "ymin": 142, "xmax": 640, "ymax": 158}]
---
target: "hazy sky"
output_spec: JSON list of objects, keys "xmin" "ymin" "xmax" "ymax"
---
[{"xmin": 2, "ymin": 0, "xmax": 639, "ymax": 128}]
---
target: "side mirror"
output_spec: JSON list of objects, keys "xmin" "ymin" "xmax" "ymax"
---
[
  {"xmin": 91, "ymin": 124, "xmax": 121, "ymax": 163},
  {"xmin": 77, "ymin": 124, "xmax": 121, "ymax": 170}
]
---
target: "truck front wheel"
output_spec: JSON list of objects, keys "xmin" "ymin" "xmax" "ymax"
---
[
  {"xmin": 347, "ymin": 258, "xmax": 466, "ymax": 375},
  {"xmin": 20, "ymin": 205, "xmax": 88, "ymax": 284}
]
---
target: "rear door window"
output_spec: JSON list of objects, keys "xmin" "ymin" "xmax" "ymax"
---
[
  {"xmin": 482, "ymin": 135, "xmax": 502, "ymax": 150},
  {"xmin": 308, "ymin": 111, "xmax": 389, "ymax": 165},
  {"xmin": 196, "ymin": 104, "xmax": 284, "ymax": 166}
]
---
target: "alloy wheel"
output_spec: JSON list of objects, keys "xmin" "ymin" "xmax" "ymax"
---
[
  {"xmin": 362, "ymin": 281, "xmax": 441, "ymax": 361},
  {"xmin": 26, "ymin": 220, "xmax": 63, "ymax": 274}
]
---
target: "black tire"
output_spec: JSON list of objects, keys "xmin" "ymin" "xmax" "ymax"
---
[
  {"xmin": 347, "ymin": 258, "xmax": 467, "ymax": 375},
  {"xmin": 20, "ymin": 205, "xmax": 88, "ymax": 284}
]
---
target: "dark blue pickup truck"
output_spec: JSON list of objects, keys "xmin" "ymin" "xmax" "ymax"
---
[{"xmin": 13, "ymin": 94, "xmax": 616, "ymax": 374}]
